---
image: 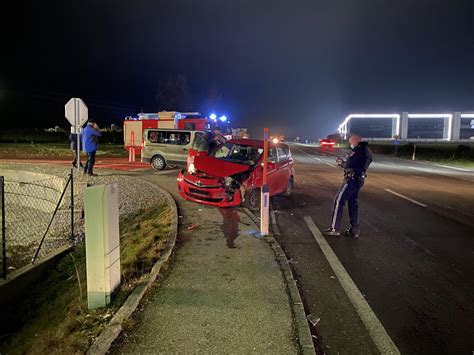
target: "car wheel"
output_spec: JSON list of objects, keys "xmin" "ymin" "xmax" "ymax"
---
[
  {"xmin": 283, "ymin": 177, "xmax": 293, "ymax": 197},
  {"xmin": 151, "ymin": 155, "xmax": 166, "ymax": 171},
  {"xmin": 244, "ymin": 188, "xmax": 261, "ymax": 212}
]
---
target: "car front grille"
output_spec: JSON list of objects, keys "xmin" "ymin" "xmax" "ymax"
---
[
  {"xmin": 185, "ymin": 192, "xmax": 223, "ymax": 203},
  {"xmin": 189, "ymin": 188, "xmax": 210, "ymax": 196},
  {"xmin": 184, "ymin": 178, "xmax": 222, "ymax": 188}
]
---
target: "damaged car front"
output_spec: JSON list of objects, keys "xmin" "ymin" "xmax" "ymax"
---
[{"xmin": 177, "ymin": 140, "xmax": 263, "ymax": 208}]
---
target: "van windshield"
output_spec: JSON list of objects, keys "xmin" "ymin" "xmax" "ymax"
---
[{"xmin": 210, "ymin": 143, "xmax": 263, "ymax": 166}]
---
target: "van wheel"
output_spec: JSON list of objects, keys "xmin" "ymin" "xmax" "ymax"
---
[
  {"xmin": 151, "ymin": 155, "xmax": 166, "ymax": 171},
  {"xmin": 283, "ymin": 177, "xmax": 293, "ymax": 197},
  {"xmin": 244, "ymin": 188, "xmax": 261, "ymax": 212}
]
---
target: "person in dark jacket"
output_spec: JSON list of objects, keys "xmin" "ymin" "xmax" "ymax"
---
[
  {"xmin": 82, "ymin": 119, "xmax": 102, "ymax": 176},
  {"xmin": 325, "ymin": 134, "xmax": 373, "ymax": 238}
]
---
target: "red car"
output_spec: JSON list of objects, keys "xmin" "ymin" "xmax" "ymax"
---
[
  {"xmin": 320, "ymin": 138, "xmax": 336, "ymax": 149},
  {"xmin": 177, "ymin": 139, "xmax": 295, "ymax": 211}
]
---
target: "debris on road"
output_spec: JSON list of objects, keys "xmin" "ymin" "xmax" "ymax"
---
[
  {"xmin": 307, "ymin": 314, "xmax": 321, "ymax": 327},
  {"xmin": 186, "ymin": 223, "xmax": 200, "ymax": 231},
  {"xmin": 242, "ymin": 230, "xmax": 264, "ymax": 239}
]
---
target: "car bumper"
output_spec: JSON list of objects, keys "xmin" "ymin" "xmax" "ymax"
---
[
  {"xmin": 141, "ymin": 157, "xmax": 151, "ymax": 164},
  {"xmin": 177, "ymin": 170, "xmax": 242, "ymax": 207}
]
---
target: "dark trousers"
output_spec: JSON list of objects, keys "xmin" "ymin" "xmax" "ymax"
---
[
  {"xmin": 330, "ymin": 179, "xmax": 363, "ymax": 233},
  {"xmin": 72, "ymin": 149, "xmax": 82, "ymax": 167},
  {"xmin": 84, "ymin": 151, "xmax": 96, "ymax": 175}
]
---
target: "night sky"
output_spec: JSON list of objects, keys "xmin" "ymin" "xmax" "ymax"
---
[{"xmin": 2, "ymin": 0, "xmax": 474, "ymax": 139}]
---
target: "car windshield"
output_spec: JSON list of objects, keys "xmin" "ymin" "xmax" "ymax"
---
[{"xmin": 210, "ymin": 143, "xmax": 263, "ymax": 166}]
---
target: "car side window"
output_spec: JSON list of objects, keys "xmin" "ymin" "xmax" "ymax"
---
[
  {"xmin": 167, "ymin": 131, "xmax": 191, "ymax": 145},
  {"xmin": 148, "ymin": 131, "xmax": 158, "ymax": 143},
  {"xmin": 157, "ymin": 131, "xmax": 168, "ymax": 143},
  {"xmin": 277, "ymin": 147, "xmax": 288, "ymax": 162},
  {"xmin": 148, "ymin": 130, "xmax": 166, "ymax": 144},
  {"xmin": 268, "ymin": 148, "xmax": 277, "ymax": 163}
]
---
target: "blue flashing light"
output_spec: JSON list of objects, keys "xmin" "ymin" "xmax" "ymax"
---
[
  {"xmin": 209, "ymin": 113, "xmax": 217, "ymax": 120},
  {"xmin": 219, "ymin": 115, "xmax": 227, "ymax": 122}
]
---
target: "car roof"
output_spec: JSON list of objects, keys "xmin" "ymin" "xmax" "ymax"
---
[{"xmin": 227, "ymin": 138, "xmax": 289, "ymax": 149}]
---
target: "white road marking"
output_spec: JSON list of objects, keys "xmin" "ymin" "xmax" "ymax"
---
[
  {"xmin": 295, "ymin": 147, "xmax": 325, "ymax": 163},
  {"xmin": 384, "ymin": 188, "xmax": 427, "ymax": 207},
  {"xmin": 294, "ymin": 145, "xmax": 338, "ymax": 167},
  {"xmin": 432, "ymin": 164, "xmax": 472, "ymax": 172},
  {"xmin": 408, "ymin": 166, "xmax": 427, "ymax": 173},
  {"xmin": 304, "ymin": 216, "xmax": 400, "ymax": 355}
]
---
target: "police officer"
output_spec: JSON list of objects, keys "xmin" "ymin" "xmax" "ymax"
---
[{"xmin": 324, "ymin": 134, "xmax": 373, "ymax": 238}]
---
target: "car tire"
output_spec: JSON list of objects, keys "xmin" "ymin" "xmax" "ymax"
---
[
  {"xmin": 283, "ymin": 177, "xmax": 294, "ymax": 197},
  {"xmin": 244, "ymin": 188, "xmax": 261, "ymax": 212},
  {"xmin": 151, "ymin": 155, "xmax": 166, "ymax": 171}
]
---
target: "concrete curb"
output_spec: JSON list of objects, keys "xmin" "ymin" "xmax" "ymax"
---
[
  {"xmin": 87, "ymin": 180, "xmax": 179, "ymax": 355},
  {"xmin": 242, "ymin": 208, "xmax": 315, "ymax": 355}
]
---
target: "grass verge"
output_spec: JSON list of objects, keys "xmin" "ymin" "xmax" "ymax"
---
[
  {"xmin": 0, "ymin": 143, "xmax": 127, "ymax": 159},
  {"xmin": 1, "ymin": 205, "xmax": 171, "ymax": 354},
  {"xmin": 369, "ymin": 143, "xmax": 474, "ymax": 169}
]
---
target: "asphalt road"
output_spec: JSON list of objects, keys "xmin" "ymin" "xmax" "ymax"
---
[{"xmin": 271, "ymin": 143, "xmax": 474, "ymax": 354}]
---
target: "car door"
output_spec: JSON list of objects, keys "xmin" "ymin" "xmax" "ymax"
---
[
  {"xmin": 266, "ymin": 147, "xmax": 280, "ymax": 195},
  {"xmin": 275, "ymin": 146, "xmax": 291, "ymax": 193},
  {"xmin": 165, "ymin": 131, "xmax": 192, "ymax": 166}
]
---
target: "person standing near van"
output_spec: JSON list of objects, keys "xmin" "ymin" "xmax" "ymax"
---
[
  {"xmin": 82, "ymin": 119, "xmax": 101, "ymax": 176},
  {"xmin": 69, "ymin": 127, "xmax": 83, "ymax": 168},
  {"xmin": 209, "ymin": 126, "xmax": 226, "ymax": 150}
]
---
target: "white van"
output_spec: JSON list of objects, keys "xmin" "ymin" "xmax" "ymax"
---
[{"xmin": 141, "ymin": 129, "xmax": 205, "ymax": 170}]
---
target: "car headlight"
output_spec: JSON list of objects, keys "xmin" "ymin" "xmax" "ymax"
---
[
  {"xmin": 224, "ymin": 176, "xmax": 234, "ymax": 186},
  {"xmin": 188, "ymin": 163, "xmax": 196, "ymax": 174}
]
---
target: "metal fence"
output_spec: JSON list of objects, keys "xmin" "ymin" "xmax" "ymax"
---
[{"xmin": 0, "ymin": 170, "xmax": 76, "ymax": 279}]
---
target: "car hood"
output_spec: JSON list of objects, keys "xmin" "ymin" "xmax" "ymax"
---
[{"xmin": 193, "ymin": 155, "xmax": 250, "ymax": 177}]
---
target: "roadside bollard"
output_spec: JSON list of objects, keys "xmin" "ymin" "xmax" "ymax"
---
[
  {"xmin": 260, "ymin": 128, "xmax": 269, "ymax": 236},
  {"xmin": 84, "ymin": 183, "xmax": 121, "ymax": 309}
]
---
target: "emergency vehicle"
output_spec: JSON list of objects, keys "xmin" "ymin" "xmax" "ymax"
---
[{"xmin": 123, "ymin": 111, "xmax": 231, "ymax": 155}]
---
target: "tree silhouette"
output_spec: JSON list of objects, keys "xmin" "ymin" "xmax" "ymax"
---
[{"xmin": 155, "ymin": 75, "xmax": 189, "ymax": 110}]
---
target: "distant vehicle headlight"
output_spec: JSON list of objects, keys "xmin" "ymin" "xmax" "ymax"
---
[
  {"xmin": 272, "ymin": 137, "xmax": 279, "ymax": 144},
  {"xmin": 188, "ymin": 163, "xmax": 196, "ymax": 174}
]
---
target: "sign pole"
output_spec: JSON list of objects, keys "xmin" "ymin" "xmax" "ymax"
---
[
  {"xmin": 75, "ymin": 99, "xmax": 81, "ymax": 172},
  {"xmin": 65, "ymin": 97, "xmax": 88, "ymax": 173},
  {"xmin": 260, "ymin": 128, "xmax": 269, "ymax": 236}
]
